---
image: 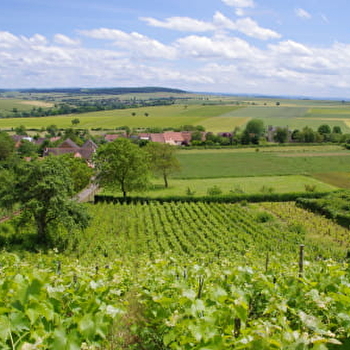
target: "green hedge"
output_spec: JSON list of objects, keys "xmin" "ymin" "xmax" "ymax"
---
[
  {"xmin": 95, "ymin": 191, "xmax": 331, "ymax": 205},
  {"xmin": 296, "ymin": 190, "xmax": 350, "ymax": 228}
]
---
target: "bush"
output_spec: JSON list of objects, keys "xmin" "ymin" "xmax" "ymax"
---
[
  {"xmin": 255, "ymin": 211, "xmax": 274, "ymax": 223},
  {"xmin": 304, "ymin": 184, "xmax": 317, "ymax": 192},
  {"xmin": 207, "ymin": 185, "xmax": 223, "ymax": 196}
]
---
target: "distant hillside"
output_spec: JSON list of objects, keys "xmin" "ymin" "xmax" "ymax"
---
[{"xmin": 0, "ymin": 87, "xmax": 188, "ymax": 95}]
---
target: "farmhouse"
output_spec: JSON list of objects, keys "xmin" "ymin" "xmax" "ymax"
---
[
  {"xmin": 43, "ymin": 138, "xmax": 98, "ymax": 160},
  {"xmin": 138, "ymin": 131, "xmax": 192, "ymax": 145}
]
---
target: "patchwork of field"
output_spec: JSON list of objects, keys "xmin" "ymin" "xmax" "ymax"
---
[
  {"xmin": 1, "ymin": 96, "xmax": 350, "ymax": 132},
  {"xmin": 0, "ymin": 104, "xmax": 245, "ymax": 131}
]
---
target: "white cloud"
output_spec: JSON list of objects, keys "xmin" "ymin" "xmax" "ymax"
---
[
  {"xmin": 235, "ymin": 17, "xmax": 281, "ymax": 40},
  {"xmin": 141, "ymin": 12, "xmax": 281, "ymax": 41},
  {"xmin": 175, "ymin": 34, "xmax": 261, "ymax": 60},
  {"xmin": 54, "ymin": 34, "xmax": 80, "ymax": 46},
  {"xmin": 268, "ymin": 40, "xmax": 313, "ymax": 56},
  {"xmin": 1, "ymin": 26, "xmax": 350, "ymax": 97},
  {"xmin": 222, "ymin": 0, "xmax": 255, "ymax": 8},
  {"xmin": 140, "ymin": 16, "xmax": 215, "ymax": 32},
  {"xmin": 80, "ymin": 28, "xmax": 177, "ymax": 59},
  {"xmin": 295, "ymin": 8, "xmax": 312, "ymax": 19}
]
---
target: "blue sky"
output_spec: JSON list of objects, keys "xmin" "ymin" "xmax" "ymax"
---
[{"xmin": 1, "ymin": 0, "xmax": 350, "ymax": 97}]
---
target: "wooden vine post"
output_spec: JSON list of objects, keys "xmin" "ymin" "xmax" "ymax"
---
[{"xmin": 298, "ymin": 244, "xmax": 305, "ymax": 278}]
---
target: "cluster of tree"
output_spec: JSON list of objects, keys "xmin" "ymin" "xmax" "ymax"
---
[
  {"xmin": 0, "ymin": 98, "xmax": 176, "ymax": 118},
  {"xmin": 95, "ymin": 138, "xmax": 180, "ymax": 197},
  {"xmin": 9, "ymin": 87, "xmax": 186, "ymax": 95},
  {"xmin": 191, "ymin": 120, "xmax": 349, "ymax": 146}
]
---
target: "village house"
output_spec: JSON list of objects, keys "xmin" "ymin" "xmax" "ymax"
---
[{"xmin": 43, "ymin": 138, "xmax": 98, "ymax": 160}]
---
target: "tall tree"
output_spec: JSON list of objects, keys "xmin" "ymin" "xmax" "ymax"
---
[
  {"xmin": 274, "ymin": 127, "xmax": 289, "ymax": 144},
  {"xmin": 0, "ymin": 132, "xmax": 15, "ymax": 162},
  {"xmin": 95, "ymin": 138, "xmax": 150, "ymax": 197},
  {"xmin": 145, "ymin": 142, "xmax": 181, "ymax": 188},
  {"xmin": 1, "ymin": 157, "xmax": 90, "ymax": 245}
]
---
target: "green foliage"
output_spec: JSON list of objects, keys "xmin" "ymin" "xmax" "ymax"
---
[
  {"xmin": 17, "ymin": 140, "xmax": 39, "ymax": 158},
  {"xmin": 274, "ymin": 127, "xmax": 289, "ymax": 143},
  {"xmin": 207, "ymin": 185, "xmax": 223, "ymax": 196},
  {"xmin": 318, "ymin": 124, "xmax": 331, "ymax": 135},
  {"xmin": 0, "ymin": 132, "xmax": 15, "ymax": 162},
  {"xmin": 145, "ymin": 142, "xmax": 180, "ymax": 188},
  {"xmin": 0, "ymin": 157, "xmax": 90, "ymax": 245},
  {"xmin": 95, "ymin": 138, "xmax": 150, "ymax": 197},
  {"xmin": 60, "ymin": 154, "xmax": 93, "ymax": 193},
  {"xmin": 297, "ymin": 190, "xmax": 350, "ymax": 228}
]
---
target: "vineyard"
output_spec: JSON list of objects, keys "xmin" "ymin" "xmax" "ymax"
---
[{"xmin": 1, "ymin": 201, "xmax": 350, "ymax": 349}]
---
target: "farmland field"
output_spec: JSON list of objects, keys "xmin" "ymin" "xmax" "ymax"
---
[
  {"xmin": 175, "ymin": 147, "xmax": 350, "ymax": 179},
  {"xmin": 1, "ymin": 96, "xmax": 350, "ymax": 132},
  {"xmin": 0, "ymin": 98, "xmax": 53, "ymax": 115}
]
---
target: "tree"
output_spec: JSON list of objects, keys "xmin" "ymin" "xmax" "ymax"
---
[
  {"xmin": 274, "ymin": 127, "xmax": 289, "ymax": 144},
  {"xmin": 0, "ymin": 132, "xmax": 15, "ymax": 162},
  {"xmin": 71, "ymin": 118, "xmax": 80, "ymax": 126},
  {"xmin": 46, "ymin": 124, "xmax": 58, "ymax": 137},
  {"xmin": 245, "ymin": 119, "xmax": 265, "ymax": 136},
  {"xmin": 60, "ymin": 154, "xmax": 94, "ymax": 193},
  {"xmin": 318, "ymin": 124, "xmax": 331, "ymax": 135},
  {"xmin": 1, "ymin": 157, "xmax": 90, "ymax": 245},
  {"xmin": 95, "ymin": 138, "xmax": 150, "ymax": 197},
  {"xmin": 242, "ymin": 119, "xmax": 265, "ymax": 144},
  {"xmin": 18, "ymin": 140, "xmax": 39, "ymax": 158},
  {"xmin": 145, "ymin": 142, "xmax": 181, "ymax": 188},
  {"xmin": 332, "ymin": 126, "xmax": 342, "ymax": 134},
  {"xmin": 15, "ymin": 125, "xmax": 27, "ymax": 136}
]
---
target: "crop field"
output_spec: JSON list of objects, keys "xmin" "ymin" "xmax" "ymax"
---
[
  {"xmin": 0, "ymin": 98, "xmax": 52, "ymax": 115},
  {"xmin": 175, "ymin": 148, "xmax": 350, "ymax": 179},
  {"xmin": 0, "ymin": 104, "xmax": 245, "ymax": 131},
  {"xmin": 2, "ymin": 201, "xmax": 350, "ymax": 348}
]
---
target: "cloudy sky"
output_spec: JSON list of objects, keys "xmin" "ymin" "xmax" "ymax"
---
[{"xmin": 1, "ymin": 0, "xmax": 350, "ymax": 97}]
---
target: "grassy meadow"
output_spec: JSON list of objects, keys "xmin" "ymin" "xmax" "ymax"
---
[{"xmin": 137, "ymin": 175, "xmax": 337, "ymax": 197}]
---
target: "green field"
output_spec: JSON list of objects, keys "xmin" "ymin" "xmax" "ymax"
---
[
  {"xmin": 175, "ymin": 147, "xmax": 350, "ymax": 179},
  {"xmin": 0, "ymin": 104, "xmax": 245, "ymax": 132},
  {"xmin": 136, "ymin": 175, "xmax": 337, "ymax": 197},
  {"xmin": 0, "ymin": 98, "xmax": 53, "ymax": 115}
]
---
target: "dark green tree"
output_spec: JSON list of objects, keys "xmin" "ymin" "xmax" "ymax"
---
[
  {"xmin": 274, "ymin": 127, "xmax": 289, "ymax": 144},
  {"xmin": 14, "ymin": 125, "xmax": 27, "ymax": 135},
  {"xmin": 0, "ymin": 132, "xmax": 15, "ymax": 162},
  {"xmin": 1, "ymin": 157, "xmax": 90, "ymax": 245},
  {"xmin": 318, "ymin": 124, "xmax": 331, "ymax": 135},
  {"xmin": 95, "ymin": 138, "xmax": 150, "ymax": 197},
  {"xmin": 332, "ymin": 126, "xmax": 342, "ymax": 134},
  {"xmin": 145, "ymin": 142, "xmax": 180, "ymax": 188},
  {"xmin": 71, "ymin": 118, "xmax": 80, "ymax": 126},
  {"xmin": 18, "ymin": 140, "xmax": 39, "ymax": 158},
  {"xmin": 241, "ymin": 119, "xmax": 265, "ymax": 144}
]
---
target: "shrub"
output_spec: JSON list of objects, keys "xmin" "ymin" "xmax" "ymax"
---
[
  {"xmin": 304, "ymin": 184, "xmax": 317, "ymax": 192},
  {"xmin": 207, "ymin": 185, "xmax": 223, "ymax": 196}
]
